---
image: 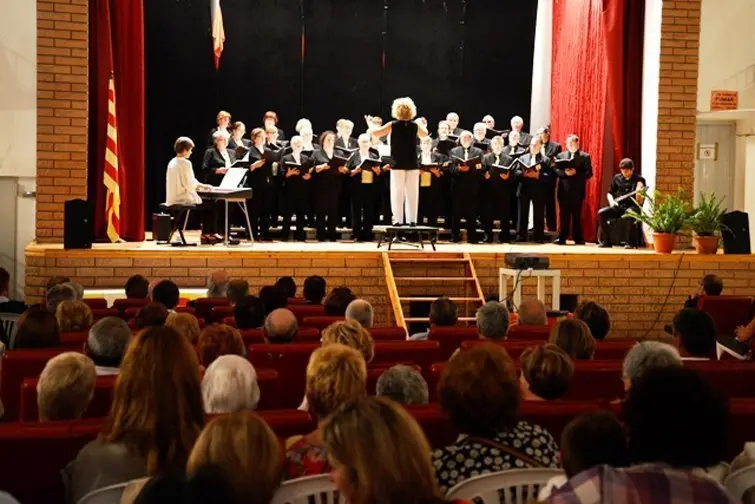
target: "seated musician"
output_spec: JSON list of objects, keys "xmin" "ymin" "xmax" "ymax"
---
[
  {"xmin": 598, "ymin": 158, "xmax": 646, "ymax": 249},
  {"xmin": 228, "ymin": 121, "xmax": 250, "ymax": 158},
  {"xmin": 263, "ymin": 110, "xmax": 286, "ymax": 141},
  {"xmin": 417, "ymin": 136, "xmax": 445, "ymax": 228},
  {"xmin": 166, "ymin": 137, "xmax": 217, "ymax": 244},
  {"xmin": 207, "ymin": 110, "xmax": 231, "ymax": 146}
]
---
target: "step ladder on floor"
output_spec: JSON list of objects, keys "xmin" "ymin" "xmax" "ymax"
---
[{"xmin": 382, "ymin": 252, "xmax": 485, "ymax": 332}]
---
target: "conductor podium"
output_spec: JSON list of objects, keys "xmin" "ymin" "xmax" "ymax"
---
[{"xmin": 375, "ymin": 225, "xmax": 440, "ymax": 251}]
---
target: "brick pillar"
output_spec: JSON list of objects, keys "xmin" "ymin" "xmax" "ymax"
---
[{"xmin": 36, "ymin": 0, "xmax": 88, "ymax": 243}]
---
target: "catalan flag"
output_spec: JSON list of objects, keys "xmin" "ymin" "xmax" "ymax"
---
[
  {"xmin": 211, "ymin": 0, "xmax": 225, "ymax": 69},
  {"xmin": 103, "ymin": 73, "xmax": 121, "ymax": 242}
]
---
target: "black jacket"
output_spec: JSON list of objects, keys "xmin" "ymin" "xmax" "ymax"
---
[
  {"xmin": 554, "ymin": 150, "xmax": 593, "ymax": 199},
  {"xmin": 201, "ymin": 147, "xmax": 236, "ymax": 184}
]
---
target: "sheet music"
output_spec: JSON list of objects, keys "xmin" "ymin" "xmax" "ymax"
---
[{"xmin": 219, "ymin": 167, "xmax": 247, "ymax": 189}]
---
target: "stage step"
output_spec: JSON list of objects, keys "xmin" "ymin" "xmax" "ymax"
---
[
  {"xmin": 389, "ymin": 258, "xmax": 468, "ymax": 263},
  {"xmin": 399, "ymin": 297, "xmax": 481, "ymax": 302},
  {"xmin": 395, "ymin": 277, "xmax": 476, "ymax": 282}
]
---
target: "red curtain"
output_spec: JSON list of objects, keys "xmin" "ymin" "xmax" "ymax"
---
[{"xmin": 88, "ymin": 0, "xmax": 145, "ymax": 241}]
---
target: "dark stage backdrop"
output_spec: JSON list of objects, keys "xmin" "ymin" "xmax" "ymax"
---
[{"xmin": 144, "ymin": 0, "xmax": 538, "ymax": 228}]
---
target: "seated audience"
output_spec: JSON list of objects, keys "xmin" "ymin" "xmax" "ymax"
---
[
  {"xmin": 549, "ymin": 319, "xmax": 596, "ymax": 360},
  {"xmin": 67, "ymin": 281, "xmax": 85, "ymax": 300},
  {"xmin": 264, "ymin": 308, "xmax": 299, "ymax": 343},
  {"xmin": 476, "ymin": 301, "xmax": 510, "ymax": 340},
  {"xmin": 321, "ymin": 319, "xmax": 375, "ymax": 363},
  {"xmin": 45, "ymin": 282, "xmax": 77, "ymax": 315},
  {"xmin": 86, "ymin": 316, "xmax": 131, "ymax": 375},
  {"xmin": 46, "ymin": 275, "xmax": 71, "ymax": 291},
  {"xmin": 275, "ymin": 276, "xmax": 297, "ymax": 298},
  {"xmin": 574, "ymin": 300, "xmax": 611, "ymax": 340},
  {"xmin": 672, "ymin": 308, "xmax": 716, "ymax": 360},
  {"xmin": 55, "ymin": 299, "xmax": 93, "ymax": 332},
  {"xmin": 376, "ymin": 364, "xmax": 429, "ymax": 405},
  {"xmin": 65, "ymin": 326, "xmax": 204, "ymax": 504},
  {"xmin": 324, "ymin": 397, "xmax": 456, "ymax": 504},
  {"xmin": 303, "ymin": 275, "xmax": 326, "ymax": 304},
  {"xmin": 206, "ymin": 270, "xmax": 230, "ymax": 298},
  {"xmin": 345, "ymin": 299, "xmax": 374, "ymax": 328},
  {"xmin": 259, "ymin": 285, "xmax": 287, "ymax": 315},
  {"xmin": 284, "ymin": 344, "xmax": 367, "ymax": 479},
  {"xmin": 201, "ymin": 355, "xmax": 260, "ymax": 413},
  {"xmin": 685, "ymin": 273, "xmax": 724, "ymax": 308},
  {"xmin": 124, "ymin": 274, "xmax": 149, "ymax": 299},
  {"xmin": 0, "ymin": 267, "xmax": 26, "ymax": 314},
  {"xmin": 519, "ymin": 344, "xmax": 574, "ymax": 401},
  {"xmin": 13, "ymin": 307, "xmax": 60, "ymax": 349},
  {"xmin": 735, "ymin": 316, "xmax": 755, "ymax": 343},
  {"xmin": 226, "ymin": 279, "xmax": 249, "ymax": 305},
  {"xmin": 151, "ymin": 280, "xmax": 180, "ymax": 312},
  {"xmin": 131, "ymin": 466, "xmax": 237, "ymax": 504},
  {"xmin": 410, "ymin": 296, "xmax": 458, "ymax": 341},
  {"xmin": 37, "ymin": 352, "xmax": 96, "ymax": 421},
  {"xmin": 517, "ymin": 298, "xmax": 547, "ymax": 326},
  {"xmin": 134, "ymin": 303, "xmax": 169, "ymax": 330},
  {"xmin": 197, "ymin": 324, "xmax": 245, "ymax": 368},
  {"xmin": 165, "ymin": 312, "xmax": 201, "ymax": 345},
  {"xmin": 233, "ymin": 295, "xmax": 266, "ymax": 329},
  {"xmin": 434, "ymin": 344, "xmax": 559, "ymax": 493},
  {"xmin": 622, "ymin": 341, "xmax": 682, "ymax": 392},
  {"xmin": 323, "ymin": 287, "xmax": 357, "ymax": 316}
]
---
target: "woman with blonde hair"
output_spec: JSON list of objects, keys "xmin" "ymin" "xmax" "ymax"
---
[
  {"xmin": 549, "ymin": 318, "xmax": 597, "ymax": 360},
  {"xmin": 165, "ymin": 311, "xmax": 201, "ymax": 345},
  {"xmin": 324, "ymin": 396, "xmax": 464, "ymax": 504},
  {"xmin": 368, "ymin": 97, "xmax": 429, "ymax": 226},
  {"xmin": 519, "ymin": 344, "xmax": 574, "ymax": 401},
  {"xmin": 320, "ymin": 319, "xmax": 375, "ymax": 363},
  {"xmin": 65, "ymin": 325, "xmax": 204, "ymax": 503},
  {"xmin": 55, "ymin": 299, "xmax": 93, "ymax": 332}
]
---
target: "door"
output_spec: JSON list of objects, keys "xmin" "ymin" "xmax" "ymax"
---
[{"xmin": 694, "ymin": 123, "xmax": 736, "ymax": 208}]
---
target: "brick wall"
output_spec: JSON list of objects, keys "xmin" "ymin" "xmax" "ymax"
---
[{"xmin": 36, "ymin": 0, "xmax": 89, "ymax": 243}]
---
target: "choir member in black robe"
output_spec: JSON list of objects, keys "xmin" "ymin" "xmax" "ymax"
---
[
  {"xmin": 228, "ymin": 121, "xmax": 251, "ymax": 158},
  {"xmin": 417, "ymin": 136, "xmax": 446, "ymax": 228},
  {"xmin": 554, "ymin": 134, "xmax": 593, "ymax": 245},
  {"xmin": 369, "ymin": 134, "xmax": 393, "ymax": 225},
  {"xmin": 433, "ymin": 120, "xmax": 456, "ymax": 229},
  {"xmin": 200, "ymin": 131, "xmax": 236, "ymax": 241},
  {"xmin": 538, "ymin": 127, "xmax": 563, "ymax": 232},
  {"xmin": 482, "ymin": 114, "xmax": 496, "ymax": 130},
  {"xmin": 480, "ymin": 136, "xmax": 514, "ymax": 243},
  {"xmin": 599, "ymin": 158, "xmax": 646, "ymax": 248},
  {"xmin": 507, "ymin": 115, "xmax": 531, "ymax": 147},
  {"xmin": 346, "ymin": 134, "xmax": 381, "ymax": 241},
  {"xmin": 245, "ymin": 128, "xmax": 274, "ymax": 241},
  {"xmin": 449, "ymin": 131, "xmax": 485, "ymax": 243},
  {"xmin": 472, "ymin": 122, "xmax": 491, "ymax": 152},
  {"xmin": 514, "ymin": 136, "xmax": 551, "ymax": 243},
  {"xmin": 335, "ymin": 120, "xmax": 358, "ymax": 229},
  {"xmin": 266, "ymin": 125, "xmax": 285, "ymax": 230},
  {"xmin": 312, "ymin": 131, "xmax": 348, "ymax": 241},
  {"xmin": 263, "ymin": 110, "xmax": 286, "ymax": 141},
  {"xmin": 335, "ymin": 119, "xmax": 359, "ymax": 150},
  {"xmin": 446, "ymin": 112, "xmax": 463, "ymax": 137},
  {"xmin": 504, "ymin": 130, "xmax": 527, "ymax": 233},
  {"xmin": 207, "ymin": 110, "xmax": 232, "ymax": 146},
  {"xmin": 280, "ymin": 136, "xmax": 312, "ymax": 241}
]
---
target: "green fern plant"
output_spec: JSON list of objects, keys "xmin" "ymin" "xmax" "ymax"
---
[
  {"xmin": 623, "ymin": 188, "xmax": 691, "ymax": 234},
  {"xmin": 688, "ymin": 193, "xmax": 727, "ymax": 237}
]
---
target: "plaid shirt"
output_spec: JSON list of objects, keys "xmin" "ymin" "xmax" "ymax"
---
[{"xmin": 546, "ymin": 464, "xmax": 738, "ymax": 504}]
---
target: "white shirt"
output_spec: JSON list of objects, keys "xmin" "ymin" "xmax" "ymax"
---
[
  {"xmin": 421, "ymin": 152, "xmax": 433, "ymax": 164},
  {"xmin": 166, "ymin": 157, "xmax": 202, "ymax": 206}
]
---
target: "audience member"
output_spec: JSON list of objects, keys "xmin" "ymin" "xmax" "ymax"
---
[
  {"xmin": 46, "ymin": 275, "xmax": 71, "ymax": 292},
  {"xmin": 165, "ymin": 312, "xmax": 201, "ymax": 345},
  {"xmin": 275, "ymin": 276, "xmax": 297, "ymax": 298},
  {"xmin": 519, "ymin": 344, "xmax": 574, "ymax": 401},
  {"xmin": 410, "ymin": 296, "xmax": 458, "ymax": 341},
  {"xmin": 201, "ymin": 355, "xmax": 260, "ymax": 413},
  {"xmin": 672, "ymin": 308, "xmax": 716, "ymax": 360},
  {"xmin": 574, "ymin": 300, "xmax": 611, "ymax": 340},
  {"xmin": 233, "ymin": 295, "xmax": 266, "ymax": 330},
  {"xmin": 134, "ymin": 303, "xmax": 169, "ymax": 330},
  {"xmin": 345, "ymin": 299, "xmax": 374, "ymax": 328},
  {"xmin": 206, "ymin": 270, "xmax": 230, "ymax": 298},
  {"xmin": 517, "ymin": 298, "xmax": 547, "ymax": 326},
  {"xmin": 197, "ymin": 324, "xmax": 245, "ymax": 368},
  {"xmin": 321, "ymin": 319, "xmax": 375, "ymax": 363},
  {"xmin": 86, "ymin": 316, "xmax": 131, "ymax": 375},
  {"xmin": 434, "ymin": 344, "xmax": 559, "ymax": 493},
  {"xmin": 226, "ymin": 279, "xmax": 249, "ymax": 305},
  {"xmin": 55, "ymin": 299, "xmax": 93, "ymax": 332},
  {"xmin": 476, "ymin": 301, "xmax": 510, "ymax": 340},
  {"xmin": 0, "ymin": 267, "xmax": 26, "ymax": 314},
  {"xmin": 45, "ymin": 282, "xmax": 77, "ymax": 315},
  {"xmin": 685, "ymin": 273, "xmax": 724, "ymax": 308},
  {"xmin": 263, "ymin": 308, "xmax": 298, "ymax": 343},
  {"xmin": 284, "ymin": 344, "xmax": 367, "ymax": 479},
  {"xmin": 124, "ymin": 274, "xmax": 149, "ymax": 299},
  {"xmin": 37, "ymin": 352, "xmax": 96, "ymax": 421},
  {"xmin": 376, "ymin": 364, "xmax": 429, "ymax": 405},
  {"xmin": 323, "ymin": 287, "xmax": 356, "ymax": 316},
  {"xmin": 549, "ymin": 319, "xmax": 596, "ymax": 360},
  {"xmin": 151, "ymin": 280, "xmax": 180, "ymax": 311},
  {"xmin": 622, "ymin": 341, "xmax": 682, "ymax": 392},
  {"xmin": 67, "ymin": 281, "xmax": 85, "ymax": 301},
  {"xmin": 303, "ymin": 275, "xmax": 326, "ymax": 304},
  {"xmin": 65, "ymin": 326, "xmax": 204, "ymax": 503},
  {"xmin": 187, "ymin": 413, "xmax": 282, "ymax": 504},
  {"xmin": 258, "ymin": 285, "xmax": 287, "ymax": 315},
  {"xmin": 323, "ymin": 397, "xmax": 454, "ymax": 504},
  {"xmin": 13, "ymin": 307, "xmax": 60, "ymax": 349}
]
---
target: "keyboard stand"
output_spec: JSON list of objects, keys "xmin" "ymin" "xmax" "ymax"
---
[{"xmin": 222, "ymin": 197, "xmax": 254, "ymax": 246}]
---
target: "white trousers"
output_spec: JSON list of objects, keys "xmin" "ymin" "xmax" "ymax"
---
[{"xmin": 390, "ymin": 169, "xmax": 420, "ymax": 225}]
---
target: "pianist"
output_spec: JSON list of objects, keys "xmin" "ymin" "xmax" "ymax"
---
[
  {"xmin": 598, "ymin": 158, "xmax": 646, "ymax": 249},
  {"xmin": 166, "ymin": 136, "xmax": 219, "ymax": 245}
]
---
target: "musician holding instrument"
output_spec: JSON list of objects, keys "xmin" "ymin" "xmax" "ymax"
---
[{"xmin": 598, "ymin": 158, "xmax": 646, "ymax": 249}]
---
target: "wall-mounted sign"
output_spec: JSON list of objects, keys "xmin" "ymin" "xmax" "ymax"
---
[
  {"xmin": 698, "ymin": 143, "xmax": 718, "ymax": 161},
  {"xmin": 710, "ymin": 90, "xmax": 739, "ymax": 111}
]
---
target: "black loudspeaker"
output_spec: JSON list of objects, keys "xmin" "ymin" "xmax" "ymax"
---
[
  {"xmin": 152, "ymin": 213, "xmax": 172, "ymax": 242},
  {"xmin": 64, "ymin": 199, "xmax": 93, "ymax": 249},
  {"xmin": 721, "ymin": 211, "xmax": 751, "ymax": 255}
]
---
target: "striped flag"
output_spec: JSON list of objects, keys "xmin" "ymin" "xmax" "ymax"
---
[
  {"xmin": 211, "ymin": 0, "xmax": 225, "ymax": 69},
  {"xmin": 103, "ymin": 73, "xmax": 121, "ymax": 243}
]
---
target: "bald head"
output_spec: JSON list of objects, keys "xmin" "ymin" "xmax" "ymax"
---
[
  {"xmin": 264, "ymin": 308, "xmax": 298, "ymax": 343},
  {"xmin": 518, "ymin": 298, "xmax": 547, "ymax": 326},
  {"xmin": 345, "ymin": 299, "xmax": 374, "ymax": 328}
]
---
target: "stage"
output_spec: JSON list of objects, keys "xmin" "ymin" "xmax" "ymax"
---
[{"xmin": 25, "ymin": 233, "xmax": 755, "ymax": 339}]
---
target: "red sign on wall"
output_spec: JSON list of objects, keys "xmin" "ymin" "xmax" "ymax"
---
[{"xmin": 711, "ymin": 90, "xmax": 739, "ymax": 111}]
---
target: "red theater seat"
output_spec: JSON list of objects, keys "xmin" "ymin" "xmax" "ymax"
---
[
  {"xmin": 254, "ymin": 368, "xmax": 280, "ymax": 410},
  {"xmin": 194, "ymin": 298, "xmax": 231, "ymax": 321},
  {"xmin": 222, "ymin": 316, "xmax": 237, "ymax": 327},
  {"xmin": 59, "ymin": 331, "xmax": 88, "ymax": 350},
  {"xmin": 257, "ymin": 409, "xmax": 316, "ymax": 438},
  {"xmin": 294, "ymin": 327, "xmax": 321, "ymax": 342},
  {"xmin": 247, "ymin": 343, "xmax": 319, "ymax": 409},
  {"xmin": 82, "ymin": 298, "xmax": 108, "ymax": 310},
  {"xmin": 112, "ymin": 298, "xmax": 149, "ymax": 314},
  {"xmin": 519, "ymin": 400, "xmax": 611, "ymax": 442},
  {"xmin": 287, "ymin": 297, "xmax": 309, "ymax": 305},
  {"xmin": 593, "ymin": 339, "xmax": 636, "ymax": 360},
  {"xmin": 301, "ymin": 315, "xmax": 343, "ymax": 330},
  {"xmin": 566, "ymin": 361, "xmax": 624, "ymax": 401},
  {"xmin": 1, "ymin": 349, "xmax": 70, "ymax": 421},
  {"xmin": 124, "ymin": 307, "xmax": 140, "ymax": 319},
  {"xmin": 460, "ymin": 339, "xmax": 542, "ymax": 360},
  {"xmin": 21, "ymin": 375, "xmax": 117, "ymax": 421},
  {"xmin": 90, "ymin": 308, "xmax": 120, "ymax": 321},
  {"xmin": 507, "ymin": 324, "xmax": 551, "ymax": 340},
  {"xmin": 369, "ymin": 327, "xmax": 407, "ymax": 341},
  {"xmin": 372, "ymin": 341, "xmax": 441, "ymax": 374},
  {"xmin": 238, "ymin": 329, "xmax": 266, "ymax": 345},
  {"xmin": 405, "ymin": 403, "xmax": 458, "ymax": 449},
  {"xmin": 697, "ymin": 295, "xmax": 754, "ymax": 337},
  {"xmin": 685, "ymin": 360, "xmax": 755, "ymax": 398},
  {"xmin": 429, "ymin": 326, "xmax": 479, "ymax": 360},
  {"xmin": 174, "ymin": 306, "xmax": 195, "ymax": 315},
  {"xmin": 211, "ymin": 306, "xmax": 234, "ymax": 323},
  {"xmin": 289, "ymin": 304, "xmax": 326, "ymax": 324}
]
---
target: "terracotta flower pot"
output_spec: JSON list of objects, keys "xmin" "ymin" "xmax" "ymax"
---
[
  {"xmin": 652, "ymin": 233, "xmax": 677, "ymax": 254},
  {"xmin": 693, "ymin": 234, "xmax": 719, "ymax": 254}
]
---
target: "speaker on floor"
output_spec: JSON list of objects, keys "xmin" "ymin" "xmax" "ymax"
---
[
  {"xmin": 152, "ymin": 213, "xmax": 172, "ymax": 243},
  {"xmin": 64, "ymin": 199, "xmax": 93, "ymax": 249},
  {"xmin": 721, "ymin": 211, "xmax": 751, "ymax": 254}
]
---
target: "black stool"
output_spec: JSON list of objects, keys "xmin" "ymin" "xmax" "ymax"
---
[{"xmin": 159, "ymin": 203, "xmax": 196, "ymax": 246}]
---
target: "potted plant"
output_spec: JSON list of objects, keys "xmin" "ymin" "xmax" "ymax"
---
[
  {"xmin": 688, "ymin": 193, "xmax": 726, "ymax": 254},
  {"xmin": 623, "ymin": 189, "xmax": 690, "ymax": 254}
]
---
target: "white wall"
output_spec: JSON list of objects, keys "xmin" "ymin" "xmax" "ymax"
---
[{"xmin": 641, "ymin": 0, "xmax": 662, "ymax": 192}]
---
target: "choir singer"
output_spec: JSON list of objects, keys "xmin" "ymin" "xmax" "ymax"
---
[{"xmin": 553, "ymin": 135, "xmax": 592, "ymax": 245}]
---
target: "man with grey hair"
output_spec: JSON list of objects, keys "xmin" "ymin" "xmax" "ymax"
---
[
  {"xmin": 509, "ymin": 115, "xmax": 531, "ymax": 146},
  {"xmin": 518, "ymin": 298, "xmax": 548, "ymax": 326},
  {"xmin": 201, "ymin": 355, "xmax": 260, "ymax": 413},
  {"xmin": 206, "ymin": 270, "xmax": 230, "ymax": 298},
  {"xmin": 622, "ymin": 341, "xmax": 682, "ymax": 392},
  {"xmin": 66, "ymin": 282, "xmax": 85, "ymax": 300},
  {"xmin": 376, "ymin": 364, "xmax": 429, "ymax": 405},
  {"xmin": 45, "ymin": 283, "xmax": 77, "ymax": 315},
  {"xmin": 264, "ymin": 308, "xmax": 298, "ymax": 343},
  {"xmin": 477, "ymin": 301, "xmax": 510, "ymax": 340},
  {"xmin": 85, "ymin": 316, "xmax": 131, "ymax": 375},
  {"xmin": 345, "ymin": 299, "xmax": 374, "ymax": 329}
]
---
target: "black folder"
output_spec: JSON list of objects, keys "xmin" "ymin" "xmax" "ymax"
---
[
  {"xmin": 451, "ymin": 155, "xmax": 483, "ymax": 168},
  {"xmin": 485, "ymin": 128, "xmax": 504, "ymax": 140},
  {"xmin": 359, "ymin": 157, "xmax": 383, "ymax": 169},
  {"xmin": 435, "ymin": 139, "xmax": 458, "ymax": 155},
  {"xmin": 473, "ymin": 140, "xmax": 490, "ymax": 151}
]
